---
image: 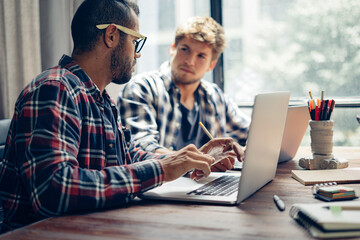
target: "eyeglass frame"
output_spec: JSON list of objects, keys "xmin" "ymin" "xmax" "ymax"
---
[{"xmin": 96, "ymin": 24, "xmax": 147, "ymax": 53}]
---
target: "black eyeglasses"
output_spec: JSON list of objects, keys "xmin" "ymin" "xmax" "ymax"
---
[{"xmin": 96, "ymin": 24, "xmax": 147, "ymax": 53}]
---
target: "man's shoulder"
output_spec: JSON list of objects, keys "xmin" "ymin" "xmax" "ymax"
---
[
  {"xmin": 130, "ymin": 61, "xmax": 170, "ymax": 85},
  {"xmin": 200, "ymin": 80, "xmax": 224, "ymax": 95},
  {"xmin": 131, "ymin": 70, "xmax": 163, "ymax": 82},
  {"xmin": 125, "ymin": 70, "xmax": 168, "ymax": 94},
  {"xmin": 38, "ymin": 62, "xmax": 77, "ymax": 78},
  {"xmin": 20, "ymin": 66, "xmax": 83, "ymax": 100}
]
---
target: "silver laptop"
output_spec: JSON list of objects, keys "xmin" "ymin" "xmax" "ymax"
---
[
  {"xmin": 278, "ymin": 105, "xmax": 310, "ymax": 163},
  {"xmin": 233, "ymin": 105, "xmax": 310, "ymax": 169},
  {"xmin": 140, "ymin": 92, "xmax": 290, "ymax": 205}
]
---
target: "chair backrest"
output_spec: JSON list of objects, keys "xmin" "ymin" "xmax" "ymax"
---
[
  {"xmin": 0, "ymin": 119, "xmax": 10, "ymax": 228},
  {"xmin": 0, "ymin": 119, "xmax": 11, "ymax": 159}
]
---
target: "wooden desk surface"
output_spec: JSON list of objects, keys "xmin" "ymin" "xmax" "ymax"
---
[{"xmin": 1, "ymin": 147, "xmax": 359, "ymax": 240}]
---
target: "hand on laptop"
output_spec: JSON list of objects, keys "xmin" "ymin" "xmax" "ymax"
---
[
  {"xmin": 199, "ymin": 138, "xmax": 245, "ymax": 172},
  {"xmin": 159, "ymin": 144, "xmax": 215, "ymax": 182}
]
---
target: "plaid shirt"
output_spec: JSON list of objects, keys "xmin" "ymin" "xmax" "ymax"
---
[
  {"xmin": 118, "ymin": 61, "xmax": 250, "ymax": 152},
  {"xmin": 0, "ymin": 55, "xmax": 164, "ymax": 231}
]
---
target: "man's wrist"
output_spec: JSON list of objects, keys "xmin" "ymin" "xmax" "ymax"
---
[{"xmin": 154, "ymin": 147, "xmax": 173, "ymax": 154}]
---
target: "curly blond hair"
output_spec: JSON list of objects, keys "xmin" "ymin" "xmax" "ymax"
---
[{"xmin": 174, "ymin": 16, "xmax": 226, "ymax": 60}]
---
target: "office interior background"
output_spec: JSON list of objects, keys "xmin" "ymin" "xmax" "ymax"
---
[{"xmin": 0, "ymin": 0, "xmax": 359, "ymax": 146}]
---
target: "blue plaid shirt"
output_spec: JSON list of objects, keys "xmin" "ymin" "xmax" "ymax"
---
[
  {"xmin": 118, "ymin": 61, "xmax": 250, "ymax": 152},
  {"xmin": 0, "ymin": 55, "xmax": 164, "ymax": 232}
]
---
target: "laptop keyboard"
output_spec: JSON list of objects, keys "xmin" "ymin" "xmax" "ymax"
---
[{"xmin": 187, "ymin": 175, "xmax": 240, "ymax": 196}]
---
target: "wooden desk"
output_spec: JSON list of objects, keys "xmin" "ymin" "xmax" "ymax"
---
[{"xmin": 1, "ymin": 147, "xmax": 359, "ymax": 240}]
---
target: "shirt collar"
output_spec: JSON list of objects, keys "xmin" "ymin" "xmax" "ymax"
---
[
  {"xmin": 59, "ymin": 54, "xmax": 112, "ymax": 105},
  {"xmin": 159, "ymin": 61, "xmax": 175, "ymax": 92}
]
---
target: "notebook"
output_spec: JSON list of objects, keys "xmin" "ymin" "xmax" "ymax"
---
[
  {"xmin": 291, "ymin": 168, "xmax": 360, "ymax": 186},
  {"xmin": 278, "ymin": 105, "xmax": 310, "ymax": 163},
  {"xmin": 312, "ymin": 184, "xmax": 358, "ymax": 202},
  {"xmin": 290, "ymin": 202, "xmax": 360, "ymax": 238},
  {"xmin": 140, "ymin": 92, "xmax": 290, "ymax": 205}
]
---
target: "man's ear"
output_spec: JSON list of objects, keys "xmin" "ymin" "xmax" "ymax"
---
[
  {"xmin": 103, "ymin": 24, "xmax": 118, "ymax": 48},
  {"xmin": 208, "ymin": 60, "xmax": 217, "ymax": 71},
  {"xmin": 170, "ymin": 43, "xmax": 176, "ymax": 56}
]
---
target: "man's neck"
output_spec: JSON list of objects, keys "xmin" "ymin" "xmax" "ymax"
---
[
  {"xmin": 178, "ymin": 82, "xmax": 199, "ymax": 110},
  {"xmin": 72, "ymin": 50, "xmax": 111, "ymax": 94}
]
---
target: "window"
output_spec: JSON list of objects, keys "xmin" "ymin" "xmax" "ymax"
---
[
  {"xmin": 136, "ymin": 0, "xmax": 360, "ymax": 146},
  {"xmin": 137, "ymin": 0, "xmax": 211, "ymax": 81},
  {"xmin": 222, "ymin": 0, "xmax": 360, "ymax": 146},
  {"xmin": 223, "ymin": 0, "xmax": 360, "ymax": 101}
]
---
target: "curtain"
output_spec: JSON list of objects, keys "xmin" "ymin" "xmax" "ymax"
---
[
  {"xmin": 39, "ymin": 0, "xmax": 82, "ymax": 71},
  {"xmin": 0, "ymin": 0, "xmax": 82, "ymax": 119},
  {"xmin": 0, "ymin": 0, "xmax": 41, "ymax": 119}
]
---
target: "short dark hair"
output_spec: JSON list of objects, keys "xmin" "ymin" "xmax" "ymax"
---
[{"xmin": 71, "ymin": 0, "xmax": 139, "ymax": 54}]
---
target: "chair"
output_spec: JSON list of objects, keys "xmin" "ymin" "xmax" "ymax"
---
[
  {"xmin": 0, "ymin": 119, "xmax": 11, "ymax": 230},
  {"xmin": 0, "ymin": 119, "xmax": 11, "ymax": 160}
]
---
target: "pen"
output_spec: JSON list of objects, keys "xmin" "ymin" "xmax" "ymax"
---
[
  {"xmin": 198, "ymin": 122, "xmax": 224, "ymax": 166},
  {"xmin": 315, "ymin": 105, "xmax": 319, "ymax": 121},
  {"xmin": 319, "ymin": 100, "xmax": 325, "ymax": 120},
  {"xmin": 273, "ymin": 195, "xmax": 285, "ymax": 211},
  {"xmin": 327, "ymin": 99, "xmax": 335, "ymax": 120},
  {"xmin": 321, "ymin": 99, "xmax": 329, "ymax": 121},
  {"xmin": 199, "ymin": 122, "xmax": 213, "ymax": 139}
]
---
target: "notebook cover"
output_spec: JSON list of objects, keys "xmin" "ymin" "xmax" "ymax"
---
[
  {"xmin": 290, "ymin": 202, "xmax": 360, "ymax": 238},
  {"xmin": 291, "ymin": 168, "xmax": 360, "ymax": 186}
]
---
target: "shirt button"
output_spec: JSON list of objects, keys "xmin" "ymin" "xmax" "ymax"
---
[{"xmin": 109, "ymin": 143, "xmax": 114, "ymax": 148}]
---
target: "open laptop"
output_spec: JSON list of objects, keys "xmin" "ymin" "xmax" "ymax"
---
[
  {"xmin": 278, "ymin": 105, "xmax": 310, "ymax": 163},
  {"xmin": 140, "ymin": 92, "xmax": 290, "ymax": 205},
  {"xmin": 233, "ymin": 105, "xmax": 310, "ymax": 169}
]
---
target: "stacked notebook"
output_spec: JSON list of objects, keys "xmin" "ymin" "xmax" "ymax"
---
[
  {"xmin": 311, "ymin": 183, "xmax": 358, "ymax": 202},
  {"xmin": 291, "ymin": 168, "xmax": 360, "ymax": 186},
  {"xmin": 315, "ymin": 186, "xmax": 357, "ymax": 201},
  {"xmin": 290, "ymin": 202, "xmax": 360, "ymax": 238}
]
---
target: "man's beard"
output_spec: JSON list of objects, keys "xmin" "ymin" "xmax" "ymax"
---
[
  {"xmin": 172, "ymin": 70, "xmax": 200, "ymax": 86},
  {"xmin": 110, "ymin": 41, "xmax": 135, "ymax": 85}
]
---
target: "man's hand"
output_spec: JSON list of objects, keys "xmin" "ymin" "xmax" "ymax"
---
[
  {"xmin": 158, "ymin": 144, "xmax": 215, "ymax": 181},
  {"xmin": 199, "ymin": 138, "xmax": 245, "ymax": 172}
]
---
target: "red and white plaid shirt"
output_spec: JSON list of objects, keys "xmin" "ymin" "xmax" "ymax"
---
[{"xmin": 0, "ymin": 55, "xmax": 164, "ymax": 232}]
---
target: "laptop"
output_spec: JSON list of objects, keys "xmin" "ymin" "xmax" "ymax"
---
[
  {"xmin": 140, "ymin": 92, "xmax": 290, "ymax": 205},
  {"xmin": 278, "ymin": 105, "xmax": 310, "ymax": 163},
  {"xmin": 234, "ymin": 105, "xmax": 309, "ymax": 169}
]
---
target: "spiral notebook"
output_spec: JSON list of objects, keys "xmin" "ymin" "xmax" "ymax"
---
[{"xmin": 290, "ymin": 202, "xmax": 360, "ymax": 238}]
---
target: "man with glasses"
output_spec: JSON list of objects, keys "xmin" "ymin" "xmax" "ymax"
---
[
  {"xmin": 119, "ymin": 16, "xmax": 250, "ymax": 172},
  {"xmin": 0, "ymin": 0, "xmax": 243, "ymax": 232}
]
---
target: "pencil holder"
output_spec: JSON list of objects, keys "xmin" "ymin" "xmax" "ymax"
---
[
  {"xmin": 299, "ymin": 120, "xmax": 348, "ymax": 170},
  {"xmin": 310, "ymin": 120, "xmax": 334, "ymax": 158}
]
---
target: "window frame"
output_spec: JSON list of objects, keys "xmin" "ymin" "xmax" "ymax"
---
[{"xmin": 210, "ymin": 0, "xmax": 224, "ymax": 89}]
